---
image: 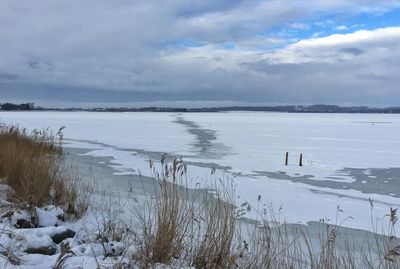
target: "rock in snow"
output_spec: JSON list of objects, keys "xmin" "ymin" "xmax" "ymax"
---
[
  {"xmin": 36, "ymin": 205, "xmax": 64, "ymax": 227},
  {"xmin": 51, "ymin": 228, "xmax": 76, "ymax": 244},
  {"xmin": 21, "ymin": 230, "xmax": 57, "ymax": 255}
]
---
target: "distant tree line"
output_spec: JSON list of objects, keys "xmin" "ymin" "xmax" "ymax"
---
[
  {"xmin": 0, "ymin": 102, "xmax": 35, "ymax": 111},
  {"xmin": 1, "ymin": 102, "xmax": 400, "ymax": 113}
]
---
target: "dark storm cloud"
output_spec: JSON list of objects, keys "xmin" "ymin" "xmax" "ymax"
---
[
  {"xmin": 339, "ymin": 48, "xmax": 365, "ymax": 56},
  {"xmin": 28, "ymin": 60, "xmax": 40, "ymax": 69},
  {"xmin": 0, "ymin": 73, "xmax": 19, "ymax": 81}
]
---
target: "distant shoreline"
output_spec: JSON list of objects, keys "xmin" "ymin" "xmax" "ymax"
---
[{"xmin": 1, "ymin": 102, "xmax": 400, "ymax": 113}]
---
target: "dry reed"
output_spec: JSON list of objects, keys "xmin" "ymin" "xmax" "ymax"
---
[
  {"xmin": 127, "ymin": 158, "xmax": 400, "ymax": 269},
  {"xmin": 0, "ymin": 124, "xmax": 90, "ymax": 218}
]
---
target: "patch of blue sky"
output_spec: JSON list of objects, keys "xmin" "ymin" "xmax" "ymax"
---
[
  {"xmin": 346, "ymin": 8, "xmax": 400, "ymax": 30},
  {"xmin": 258, "ymin": 8, "xmax": 400, "ymax": 44},
  {"xmin": 218, "ymin": 42, "xmax": 235, "ymax": 49},
  {"xmin": 163, "ymin": 38, "xmax": 207, "ymax": 49},
  {"xmin": 163, "ymin": 8, "xmax": 400, "ymax": 52},
  {"xmin": 163, "ymin": 39, "xmax": 236, "ymax": 51},
  {"xmin": 312, "ymin": 8, "xmax": 400, "ymax": 36}
]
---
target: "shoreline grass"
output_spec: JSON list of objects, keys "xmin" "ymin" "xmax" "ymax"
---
[
  {"xmin": 123, "ymin": 158, "xmax": 400, "ymax": 269},
  {"xmin": 0, "ymin": 124, "xmax": 90, "ymax": 219}
]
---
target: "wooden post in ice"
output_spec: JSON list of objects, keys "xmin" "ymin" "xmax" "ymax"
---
[
  {"xmin": 285, "ymin": 152, "xmax": 289, "ymax": 166},
  {"xmin": 299, "ymin": 153, "xmax": 303, "ymax": 167}
]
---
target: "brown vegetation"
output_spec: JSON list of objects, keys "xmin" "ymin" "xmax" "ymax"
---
[
  {"xmin": 0, "ymin": 124, "xmax": 90, "ymax": 217},
  {"xmin": 128, "ymin": 158, "xmax": 400, "ymax": 269}
]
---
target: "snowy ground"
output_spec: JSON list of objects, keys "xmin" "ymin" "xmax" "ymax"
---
[{"xmin": 1, "ymin": 111, "xmax": 400, "ymax": 232}]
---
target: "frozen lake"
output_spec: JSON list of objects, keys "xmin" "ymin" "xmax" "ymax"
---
[{"xmin": 1, "ymin": 111, "xmax": 400, "ymax": 232}]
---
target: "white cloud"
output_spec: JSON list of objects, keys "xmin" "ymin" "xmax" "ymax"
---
[
  {"xmin": 336, "ymin": 25, "xmax": 349, "ymax": 31},
  {"xmin": 157, "ymin": 26, "xmax": 400, "ymax": 104},
  {"xmin": 289, "ymin": 27, "xmax": 400, "ymax": 53},
  {"xmin": 290, "ymin": 23, "xmax": 310, "ymax": 30}
]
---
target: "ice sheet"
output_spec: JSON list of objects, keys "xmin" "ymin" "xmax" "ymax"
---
[{"xmin": 2, "ymin": 111, "xmax": 400, "ymax": 232}]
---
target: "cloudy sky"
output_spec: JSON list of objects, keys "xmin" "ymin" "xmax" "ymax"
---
[{"xmin": 1, "ymin": 0, "xmax": 400, "ymax": 107}]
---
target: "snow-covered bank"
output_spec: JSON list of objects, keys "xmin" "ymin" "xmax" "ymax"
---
[{"xmin": 0, "ymin": 201, "xmax": 123, "ymax": 268}]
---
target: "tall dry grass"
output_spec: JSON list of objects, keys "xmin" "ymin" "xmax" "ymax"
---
[
  {"xmin": 126, "ymin": 157, "xmax": 400, "ymax": 269},
  {"xmin": 237, "ymin": 202, "xmax": 400, "ymax": 269},
  {"xmin": 130, "ymin": 158, "xmax": 245, "ymax": 268},
  {"xmin": 132, "ymin": 157, "xmax": 196, "ymax": 267},
  {"xmin": 0, "ymin": 124, "xmax": 90, "ymax": 218},
  {"xmin": 190, "ymin": 181, "xmax": 238, "ymax": 269}
]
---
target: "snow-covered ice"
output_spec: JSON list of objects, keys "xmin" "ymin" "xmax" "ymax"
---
[{"xmin": 1, "ymin": 111, "xmax": 400, "ymax": 232}]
